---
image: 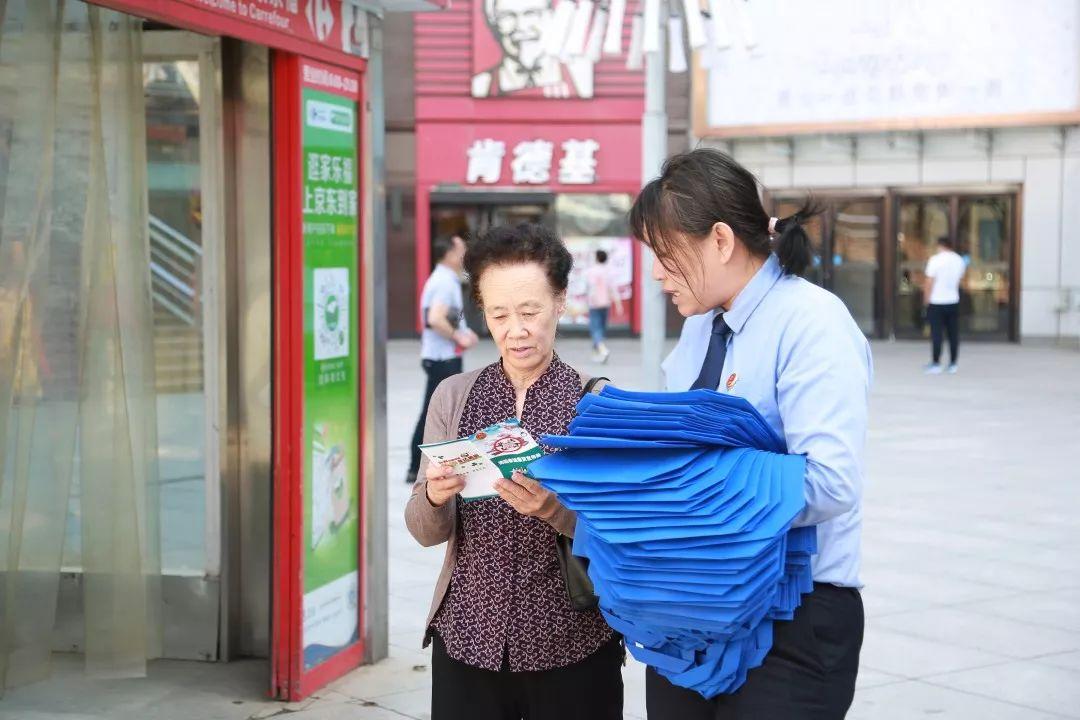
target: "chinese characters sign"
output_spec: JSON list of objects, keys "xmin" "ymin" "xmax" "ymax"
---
[
  {"xmin": 466, "ymin": 137, "xmax": 600, "ymax": 185},
  {"xmin": 301, "ymin": 80, "xmax": 360, "ymax": 671}
]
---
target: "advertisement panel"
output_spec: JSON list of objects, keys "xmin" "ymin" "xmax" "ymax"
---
[{"xmin": 300, "ymin": 71, "xmax": 360, "ymax": 671}]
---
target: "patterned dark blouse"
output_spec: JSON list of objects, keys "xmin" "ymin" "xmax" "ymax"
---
[{"xmin": 430, "ymin": 354, "xmax": 614, "ymax": 672}]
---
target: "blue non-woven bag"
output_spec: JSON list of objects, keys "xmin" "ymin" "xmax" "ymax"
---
[{"xmin": 528, "ymin": 385, "xmax": 818, "ymax": 698}]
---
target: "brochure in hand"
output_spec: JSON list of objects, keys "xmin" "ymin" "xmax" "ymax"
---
[{"xmin": 419, "ymin": 418, "xmax": 542, "ymax": 501}]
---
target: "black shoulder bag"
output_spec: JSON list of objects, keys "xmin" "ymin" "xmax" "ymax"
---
[{"xmin": 553, "ymin": 375, "xmax": 608, "ymax": 611}]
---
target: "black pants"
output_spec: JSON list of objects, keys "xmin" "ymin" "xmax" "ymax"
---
[
  {"xmin": 927, "ymin": 303, "xmax": 960, "ymax": 365},
  {"xmin": 408, "ymin": 357, "xmax": 463, "ymax": 476},
  {"xmin": 431, "ymin": 633, "xmax": 625, "ymax": 720},
  {"xmin": 646, "ymin": 584, "xmax": 864, "ymax": 720}
]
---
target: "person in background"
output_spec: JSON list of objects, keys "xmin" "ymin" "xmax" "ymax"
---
[
  {"xmin": 585, "ymin": 249, "xmax": 624, "ymax": 363},
  {"xmin": 923, "ymin": 236, "xmax": 966, "ymax": 375},
  {"xmin": 406, "ymin": 234, "xmax": 479, "ymax": 484}
]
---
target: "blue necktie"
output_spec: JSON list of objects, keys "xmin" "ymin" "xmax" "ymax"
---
[{"xmin": 691, "ymin": 314, "xmax": 732, "ymax": 391}]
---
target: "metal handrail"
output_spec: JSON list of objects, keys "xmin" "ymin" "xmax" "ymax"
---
[{"xmin": 148, "ymin": 214, "xmax": 201, "ymax": 327}]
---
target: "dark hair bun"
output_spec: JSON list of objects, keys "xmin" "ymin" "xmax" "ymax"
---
[{"xmin": 772, "ymin": 200, "xmax": 823, "ymax": 277}]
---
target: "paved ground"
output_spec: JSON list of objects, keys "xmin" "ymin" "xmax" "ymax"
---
[{"xmin": 2, "ymin": 338, "xmax": 1078, "ymax": 719}]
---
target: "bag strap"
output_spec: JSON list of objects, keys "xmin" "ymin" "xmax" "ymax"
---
[{"xmin": 581, "ymin": 375, "xmax": 610, "ymax": 398}]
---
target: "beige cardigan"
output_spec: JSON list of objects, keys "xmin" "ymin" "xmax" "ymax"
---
[{"xmin": 403, "ymin": 366, "xmax": 589, "ymax": 644}]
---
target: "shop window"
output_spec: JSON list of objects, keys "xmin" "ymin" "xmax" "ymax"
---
[{"xmin": 555, "ymin": 194, "xmax": 634, "ymax": 329}]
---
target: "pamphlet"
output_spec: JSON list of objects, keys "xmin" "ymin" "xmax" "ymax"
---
[{"xmin": 419, "ymin": 418, "xmax": 542, "ymax": 501}]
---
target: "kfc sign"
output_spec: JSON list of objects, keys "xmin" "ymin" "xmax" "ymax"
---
[
  {"xmin": 466, "ymin": 137, "xmax": 600, "ymax": 185},
  {"xmin": 472, "ymin": 0, "xmax": 597, "ymax": 98}
]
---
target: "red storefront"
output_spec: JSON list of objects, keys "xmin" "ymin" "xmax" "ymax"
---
[
  {"xmin": 413, "ymin": 0, "xmax": 645, "ymax": 332},
  {"xmin": 0, "ymin": 0, "xmax": 434, "ymax": 703}
]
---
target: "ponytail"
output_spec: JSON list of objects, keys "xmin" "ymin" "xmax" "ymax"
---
[{"xmin": 771, "ymin": 200, "xmax": 822, "ymax": 277}]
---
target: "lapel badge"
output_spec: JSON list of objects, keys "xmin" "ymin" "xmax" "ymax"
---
[{"xmin": 726, "ymin": 373, "xmax": 738, "ymax": 391}]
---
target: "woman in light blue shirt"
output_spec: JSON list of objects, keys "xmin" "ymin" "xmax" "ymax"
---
[{"xmin": 631, "ymin": 149, "xmax": 871, "ymax": 720}]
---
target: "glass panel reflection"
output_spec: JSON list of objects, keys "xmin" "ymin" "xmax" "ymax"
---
[
  {"xmin": 832, "ymin": 200, "xmax": 880, "ymax": 335},
  {"xmin": 145, "ymin": 60, "xmax": 207, "ymax": 574},
  {"xmin": 958, "ymin": 196, "xmax": 1011, "ymax": 335},
  {"xmin": 896, "ymin": 198, "xmax": 949, "ymax": 336}
]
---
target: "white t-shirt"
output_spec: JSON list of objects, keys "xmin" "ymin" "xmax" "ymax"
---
[
  {"xmin": 420, "ymin": 264, "xmax": 467, "ymax": 361},
  {"xmin": 925, "ymin": 250, "xmax": 966, "ymax": 305}
]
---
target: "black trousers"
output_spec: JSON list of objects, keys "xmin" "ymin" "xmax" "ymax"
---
[
  {"xmin": 646, "ymin": 584, "xmax": 864, "ymax": 720},
  {"xmin": 408, "ymin": 357, "xmax": 463, "ymax": 476},
  {"xmin": 431, "ymin": 633, "xmax": 625, "ymax": 720},
  {"xmin": 927, "ymin": 303, "xmax": 960, "ymax": 365}
]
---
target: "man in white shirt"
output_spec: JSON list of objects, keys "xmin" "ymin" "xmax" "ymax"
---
[
  {"xmin": 923, "ymin": 236, "xmax": 966, "ymax": 374},
  {"xmin": 406, "ymin": 235, "xmax": 478, "ymax": 483}
]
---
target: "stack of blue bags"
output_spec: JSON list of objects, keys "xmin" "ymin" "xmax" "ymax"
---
[{"xmin": 529, "ymin": 386, "xmax": 816, "ymax": 698}]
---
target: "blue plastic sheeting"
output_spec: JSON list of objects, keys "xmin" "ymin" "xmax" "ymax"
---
[{"xmin": 529, "ymin": 386, "xmax": 817, "ymax": 698}]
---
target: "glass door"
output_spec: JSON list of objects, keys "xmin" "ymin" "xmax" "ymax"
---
[
  {"xmin": 832, "ymin": 199, "xmax": 883, "ymax": 336},
  {"xmin": 957, "ymin": 196, "xmax": 1013, "ymax": 336},
  {"xmin": 895, "ymin": 194, "xmax": 1015, "ymax": 340},
  {"xmin": 895, "ymin": 197, "xmax": 950, "ymax": 337},
  {"xmin": 143, "ymin": 30, "xmax": 225, "ymax": 658}
]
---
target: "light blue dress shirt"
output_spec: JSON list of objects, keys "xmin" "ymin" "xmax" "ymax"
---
[{"xmin": 662, "ymin": 253, "xmax": 872, "ymax": 588}]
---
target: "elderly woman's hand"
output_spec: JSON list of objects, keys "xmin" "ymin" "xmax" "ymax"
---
[
  {"xmin": 425, "ymin": 464, "xmax": 467, "ymax": 507},
  {"xmin": 495, "ymin": 470, "xmax": 561, "ymax": 521}
]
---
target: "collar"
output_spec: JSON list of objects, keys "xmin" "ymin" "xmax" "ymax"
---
[
  {"xmin": 497, "ymin": 351, "xmax": 563, "ymax": 394},
  {"xmin": 434, "ymin": 263, "xmax": 458, "ymax": 281},
  {"xmin": 719, "ymin": 253, "xmax": 783, "ymax": 334}
]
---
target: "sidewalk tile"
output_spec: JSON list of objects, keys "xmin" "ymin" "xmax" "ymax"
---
[
  {"xmin": 926, "ymin": 662, "xmax": 1080, "ymax": 719},
  {"xmin": 860, "ymin": 626, "xmax": 1011, "ymax": 678},
  {"xmin": 875, "ymin": 607, "xmax": 1080, "ymax": 659},
  {"xmin": 849, "ymin": 680, "xmax": 1066, "ymax": 720},
  {"xmin": 965, "ymin": 589, "xmax": 1080, "ymax": 633}
]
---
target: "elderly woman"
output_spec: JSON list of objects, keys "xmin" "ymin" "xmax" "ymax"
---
[{"xmin": 405, "ymin": 223, "xmax": 623, "ymax": 720}]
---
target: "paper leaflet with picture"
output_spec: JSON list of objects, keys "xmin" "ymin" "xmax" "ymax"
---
[{"xmin": 419, "ymin": 418, "xmax": 542, "ymax": 500}]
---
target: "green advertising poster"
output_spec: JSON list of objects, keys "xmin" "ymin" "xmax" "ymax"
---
[{"xmin": 301, "ymin": 85, "xmax": 360, "ymax": 670}]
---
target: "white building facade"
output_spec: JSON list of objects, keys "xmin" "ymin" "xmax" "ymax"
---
[{"xmin": 691, "ymin": 0, "xmax": 1080, "ymax": 344}]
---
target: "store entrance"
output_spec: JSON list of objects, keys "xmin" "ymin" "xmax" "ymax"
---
[
  {"xmin": 429, "ymin": 195, "xmax": 555, "ymax": 334},
  {"xmin": 42, "ymin": 29, "xmax": 232, "ymax": 664},
  {"xmin": 770, "ymin": 190, "xmax": 1018, "ymax": 341},
  {"xmin": 896, "ymin": 194, "xmax": 1017, "ymax": 340}
]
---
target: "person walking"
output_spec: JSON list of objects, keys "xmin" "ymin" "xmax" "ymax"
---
[
  {"xmin": 585, "ymin": 250, "xmax": 623, "ymax": 363},
  {"xmin": 405, "ymin": 223, "xmax": 624, "ymax": 720},
  {"xmin": 406, "ymin": 234, "xmax": 478, "ymax": 485},
  {"xmin": 631, "ymin": 148, "xmax": 870, "ymax": 720},
  {"xmin": 923, "ymin": 236, "xmax": 966, "ymax": 374}
]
